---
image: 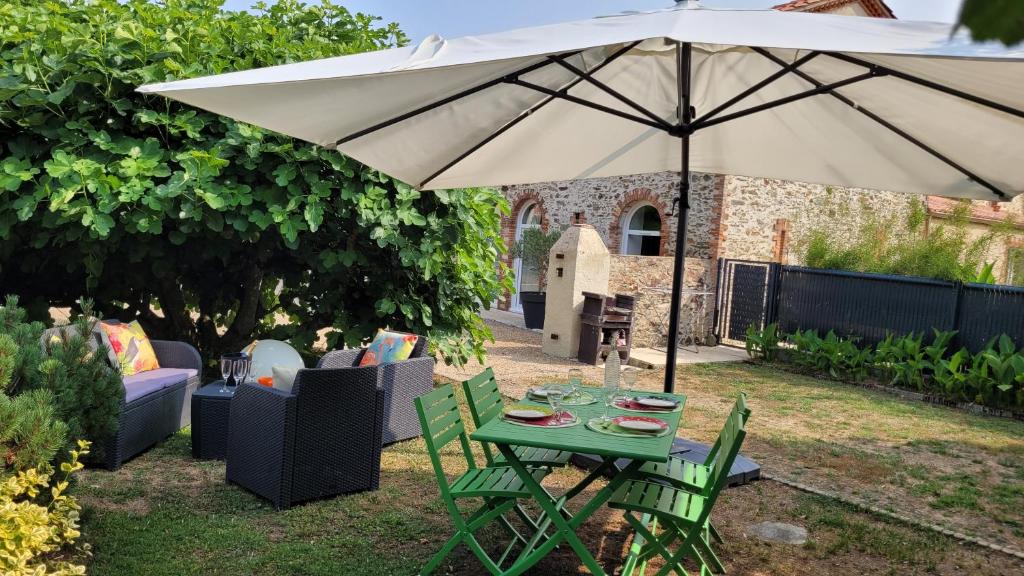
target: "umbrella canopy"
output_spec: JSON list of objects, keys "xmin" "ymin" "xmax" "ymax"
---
[
  {"xmin": 139, "ymin": 5, "xmax": 1024, "ymax": 392},
  {"xmin": 139, "ymin": 6, "xmax": 1024, "ymax": 199}
]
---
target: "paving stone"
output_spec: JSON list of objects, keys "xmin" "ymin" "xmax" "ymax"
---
[{"xmin": 746, "ymin": 521, "xmax": 808, "ymax": 545}]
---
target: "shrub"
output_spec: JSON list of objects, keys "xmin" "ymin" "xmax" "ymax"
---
[
  {"xmin": 801, "ymin": 200, "xmax": 1011, "ymax": 284},
  {"xmin": 787, "ymin": 329, "xmax": 871, "ymax": 380},
  {"xmin": 511, "ymin": 227, "xmax": 562, "ymax": 292},
  {"xmin": 745, "ymin": 323, "xmax": 780, "ymax": 362},
  {"xmin": 0, "ymin": 296, "xmax": 45, "ymax": 395},
  {"xmin": 0, "ymin": 0, "xmax": 510, "ymax": 367},
  {"xmin": 0, "ymin": 297, "xmax": 121, "ymax": 464},
  {"xmin": 0, "ymin": 440, "xmax": 90, "ymax": 576},
  {"xmin": 0, "ymin": 390, "xmax": 69, "ymax": 476},
  {"xmin": 36, "ymin": 316, "xmax": 122, "ymax": 464}
]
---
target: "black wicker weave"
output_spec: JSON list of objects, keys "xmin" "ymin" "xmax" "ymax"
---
[
  {"xmin": 103, "ymin": 340, "xmax": 203, "ymax": 469},
  {"xmin": 226, "ymin": 367, "xmax": 385, "ymax": 509},
  {"xmin": 317, "ymin": 335, "xmax": 433, "ymax": 445}
]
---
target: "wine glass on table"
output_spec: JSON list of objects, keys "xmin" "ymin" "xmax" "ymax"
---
[
  {"xmin": 547, "ymin": 388, "xmax": 565, "ymax": 424},
  {"xmin": 621, "ymin": 367, "xmax": 638, "ymax": 400},
  {"xmin": 231, "ymin": 355, "xmax": 250, "ymax": 395},
  {"xmin": 602, "ymin": 386, "xmax": 618, "ymax": 425},
  {"xmin": 567, "ymin": 368, "xmax": 583, "ymax": 401},
  {"xmin": 220, "ymin": 357, "xmax": 233, "ymax": 393}
]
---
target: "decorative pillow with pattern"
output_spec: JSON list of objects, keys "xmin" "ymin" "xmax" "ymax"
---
[
  {"xmin": 98, "ymin": 320, "xmax": 160, "ymax": 376},
  {"xmin": 358, "ymin": 330, "xmax": 419, "ymax": 367}
]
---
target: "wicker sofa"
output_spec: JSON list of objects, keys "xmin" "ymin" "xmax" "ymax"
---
[
  {"xmin": 226, "ymin": 367, "xmax": 386, "ymax": 509},
  {"xmin": 316, "ymin": 336, "xmax": 434, "ymax": 445},
  {"xmin": 41, "ymin": 323, "xmax": 202, "ymax": 470},
  {"xmin": 103, "ymin": 338, "xmax": 202, "ymax": 469}
]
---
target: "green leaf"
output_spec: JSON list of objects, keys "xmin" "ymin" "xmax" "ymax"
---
[
  {"xmin": 272, "ymin": 164, "xmax": 297, "ymax": 186},
  {"xmin": 304, "ymin": 200, "xmax": 324, "ymax": 232}
]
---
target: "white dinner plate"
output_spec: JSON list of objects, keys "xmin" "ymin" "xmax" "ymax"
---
[
  {"xmin": 635, "ymin": 397, "xmax": 677, "ymax": 409},
  {"xmin": 505, "ymin": 408, "xmax": 550, "ymax": 420}
]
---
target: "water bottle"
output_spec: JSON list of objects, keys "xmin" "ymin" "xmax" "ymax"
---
[{"xmin": 604, "ymin": 334, "xmax": 620, "ymax": 391}]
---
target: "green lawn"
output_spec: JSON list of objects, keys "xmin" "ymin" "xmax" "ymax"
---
[{"xmin": 76, "ymin": 363, "xmax": 1024, "ymax": 575}]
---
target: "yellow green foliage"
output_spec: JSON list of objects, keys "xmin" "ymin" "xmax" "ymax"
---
[{"xmin": 0, "ymin": 440, "xmax": 90, "ymax": 576}]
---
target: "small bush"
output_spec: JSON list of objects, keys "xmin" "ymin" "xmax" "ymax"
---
[
  {"xmin": 801, "ymin": 200, "xmax": 1010, "ymax": 284},
  {"xmin": 0, "ymin": 389, "xmax": 69, "ymax": 475},
  {"xmin": 756, "ymin": 325, "xmax": 1024, "ymax": 411},
  {"xmin": 0, "ymin": 297, "xmax": 122, "ymax": 464},
  {"xmin": 745, "ymin": 323, "xmax": 780, "ymax": 362},
  {"xmin": 0, "ymin": 440, "xmax": 90, "ymax": 576}
]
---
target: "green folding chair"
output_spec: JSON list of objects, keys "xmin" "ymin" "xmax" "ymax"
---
[
  {"xmin": 462, "ymin": 368, "xmax": 572, "ymax": 469},
  {"xmin": 635, "ymin": 393, "xmax": 750, "ymax": 544},
  {"xmin": 415, "ymin": 384, "xmax": 550, "ymax": 576},
  {"xmin": 611, "ymin": 408, "xmax": 748, "ymax": 576}
]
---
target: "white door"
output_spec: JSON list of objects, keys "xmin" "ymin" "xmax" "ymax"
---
[{"xmin": 511, "ymin": 203, "xmax": 542, "ymax": 312}]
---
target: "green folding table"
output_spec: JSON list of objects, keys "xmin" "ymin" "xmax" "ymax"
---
[{"xmin": 470, "ymin": 391, "xmax": 687, "ymax": 576}]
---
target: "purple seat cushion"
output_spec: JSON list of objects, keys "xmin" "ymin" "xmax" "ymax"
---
[{"xmin": 122, "ymin": 368, "xmax": 198, "ymax": 403}]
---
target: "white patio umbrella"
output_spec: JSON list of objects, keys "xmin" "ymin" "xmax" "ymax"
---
[{"xmin": 139, "ymin": 5, "xmax": 1024, "ymax": 392}]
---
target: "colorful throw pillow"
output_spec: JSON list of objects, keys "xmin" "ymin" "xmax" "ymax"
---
[
  {"xmin": 358, "ymin": 330, "xmax": 419, "ymax": 367},
  {"xmin": 98, "ymin": 320, "xmax": 160, "ymax": 376}
]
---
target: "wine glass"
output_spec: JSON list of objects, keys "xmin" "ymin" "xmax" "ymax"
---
[
  {"xmin": 602, "ymin": 387, "xmax": 618, "ymax": 425},
  {"xmin": 621, "ymin": 367, "xmax": 638, "ymax": 399},
  {"xmin": 220, "ymin": 357, "xmax": 233, "ymax": 393},
  {"xmin": 567, "ymin": 368, "xmax": 583, "ymax": 401},
  {"xmin": 231, "ymin": 356, "xmax": 250, "ymax": 395},
  {"xmin": 547, "ymin": 388, "xmax": 565, "ymax": 424}
]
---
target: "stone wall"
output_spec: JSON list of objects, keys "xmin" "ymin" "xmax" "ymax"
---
[
  {"xmin": 502, "ymin": 171, "xmax": 721, "ymax": 259},
  {"xmin": 607, "ymin": 255, "xmax": 714, "ymax": 348},
  {"xmin": 718, "ymin": 175, "xmax": 919, "ymax": 264}
]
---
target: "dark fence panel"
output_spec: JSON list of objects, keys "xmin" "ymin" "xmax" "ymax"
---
[
  {"xmin": 715, "ymin": 260, "xmax": 780, "ymax": 342},
  {"xmin": 715, "ymin": 259, "xmax": 1023, "ymax": 352},
  {"xmin": 776, "ymin": 267, "xmax": 958, "ymax": 347},
  {"xmin": 957, "ymin": 283, "xmax": 1024, "ymax": 352}
]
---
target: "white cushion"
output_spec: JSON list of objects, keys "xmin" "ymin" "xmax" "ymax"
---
[{"xmin": 272, "ymin": 366, "xmax": 300, "ymax": 393}]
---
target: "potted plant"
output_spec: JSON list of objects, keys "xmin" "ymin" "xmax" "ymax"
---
[{"xmin": 511, "ymin": 227, "xmax": 561, "ymax": 329}]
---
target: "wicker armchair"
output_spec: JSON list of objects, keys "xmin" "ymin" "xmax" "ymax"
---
[
  {"xmin": 317, "ymin": 335, "xmax": 433, "ymax": 445},
  {"xmin": 226, "ymin": 368, "xmax": 385, "ymax": 509}
]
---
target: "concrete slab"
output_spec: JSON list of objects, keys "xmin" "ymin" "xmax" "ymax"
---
[
  {"xmin": 628, "ymin": 345, "xmax": 748, "ymax": 369},
  {"xmin": 479, "ymin": 308, "xmax": 535, "ymax": 331},
  {"xmin": 746, "ymin": 522, "xmax": 808, "ymax": 545}
]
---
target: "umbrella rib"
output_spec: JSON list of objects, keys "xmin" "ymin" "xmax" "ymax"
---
[
  {"xmin": 752, "ymin": 47, "xmax": 1008, "ymax": 200},
  {"xmin": 823, "ymin": 52, "xmax": 1024, "ymax": 121},
  {"xmin": 506, "ymin": 78, "xmax": 673, "ymax": 132},
  {"xmin": 692, "ymin": 50, "xmax": 821, "ymax": 126},
  {"xmin": 332, "ymin": 51, "xmax": 580, "ymax": 147},
  {"xmin": 418, "ymin": 41, "xmax": 642, "ymax": 189},
  {"xmin": 690, "ymin": 70, "xmax": 879, "ymax": 132},
  {"xmin": 546, "ymin": 54, "xmax": 674, "ymax": 129}
]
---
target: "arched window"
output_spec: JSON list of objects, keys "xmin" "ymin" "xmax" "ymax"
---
[{"xmin": 620, "ymin": 203, "xmax": 662, "ymax": 256}]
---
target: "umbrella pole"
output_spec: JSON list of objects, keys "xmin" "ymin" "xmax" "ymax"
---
[{"xmin": 664, "ymin": 42, "xmax": 693, "ymax": 394}]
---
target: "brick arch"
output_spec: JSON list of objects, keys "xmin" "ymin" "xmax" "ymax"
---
[
  {"xmin": 498, "ymin": 188, "xmax": 550, "ymax": 310},
  {"xmin": 609, "ymin": 188, "xmax": 670, "ymax": 256}
]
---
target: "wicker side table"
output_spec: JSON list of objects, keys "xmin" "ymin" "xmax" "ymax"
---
[{"xmin": 191, "ymin": 382, "xmax": 233, "ymax": 460}]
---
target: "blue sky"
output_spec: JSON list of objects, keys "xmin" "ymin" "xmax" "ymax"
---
[{"xmin": 220, "ymin": 0, "xmax": 963, "ymax": 42}]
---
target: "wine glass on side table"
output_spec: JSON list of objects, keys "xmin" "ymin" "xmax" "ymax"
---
[{"xmin": 219, "ymin": 356, "xmax": 233, "ymax": 393}]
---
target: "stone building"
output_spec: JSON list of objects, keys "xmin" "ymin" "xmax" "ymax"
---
[{"xmin": 495, "ymin": 0, "xmax": 1024, "ymax": 348}]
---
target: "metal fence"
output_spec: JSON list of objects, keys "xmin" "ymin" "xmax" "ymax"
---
[{"xmin": 714, "ymin": 259, "xmax": 1024, "ymax": 352}]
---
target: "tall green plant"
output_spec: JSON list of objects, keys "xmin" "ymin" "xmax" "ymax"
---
[
  {"xmin": 0, "ymin": 0, "xmax": 509, "ymax": 366},
  {"xmin": 745, "ymin": 323, "xmax": 780, "ymax": 362},
  {"xmin": 802, "ymin": 200, "xmax": 1010, "ymax": 284},
  {"xmin": 511, "ymin": 227, "xmax": 562, "ymax": 292}
]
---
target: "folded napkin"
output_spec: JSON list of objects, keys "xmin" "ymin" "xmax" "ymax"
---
[{"xmin": 504, "ymin": 412, "xmax": 569, "ymax": 426}]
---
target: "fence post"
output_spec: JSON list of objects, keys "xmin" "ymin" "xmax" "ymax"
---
[
  {"xmin": 951, "ymin": 280, "xmax": 964, "ymax": 349},
  {"xmin": 712, "ymin": 257, "xmax": 724, "ymax": 341}
]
